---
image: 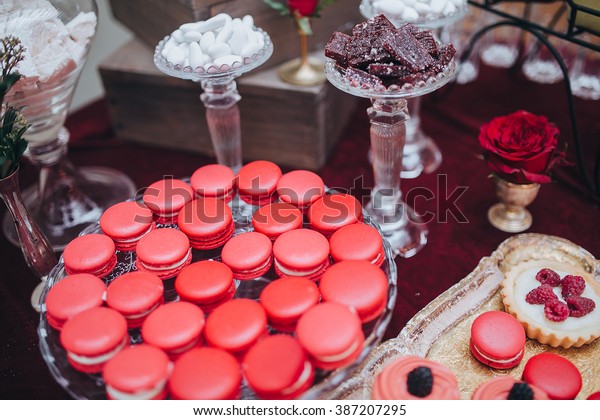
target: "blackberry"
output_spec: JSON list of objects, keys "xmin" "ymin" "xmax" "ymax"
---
[
  {"xmin": 507, "ymin": 382, "xmax": 534, "ymax": 400},
  {"xmin": 406, "ymin": 366, "xmax": 433, "ymax": 398}
]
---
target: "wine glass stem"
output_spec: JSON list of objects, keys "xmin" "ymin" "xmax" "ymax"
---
[
  {"xmin": 200, "ymin": 77, "xmax": 243, "ymax": 174},
  {"xmin": 368, "ymin": 98, "xmax": 409, "ymax": 216}
]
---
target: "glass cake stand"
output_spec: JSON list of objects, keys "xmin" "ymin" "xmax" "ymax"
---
[
  {"xmin": 325, "ymin": 58, "xmax": 456, "ymax": 257},
  {"xmin": 37, "ymin": 204, "xmax": 397, "ymax": 399},
  {"xmin": 153, "ymin": 28, "xmax": 273, "ymax": 175},
  {"xmin": 359, "ymin": 0, "xmax": 467, "ymax": 178}
]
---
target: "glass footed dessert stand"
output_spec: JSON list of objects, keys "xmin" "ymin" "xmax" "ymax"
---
[
  {"xmin": 153, "ymin": 28, "xmax": 273, "ymax": 225},
  {"xmin": 359, "ymin": 0, "xmax": 467, "ymax": 178},
  {"xmin": 325, "ymin": 58, "xmax": 456, "ymax": 257},
  {"xmin": 2, "ymin": 0, "xmax": 136, "ymax": 252}
]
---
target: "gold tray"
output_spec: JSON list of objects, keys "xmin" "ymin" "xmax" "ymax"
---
[{"xmin": 328, "ymin": 233, "xmax": 600, "ymax": 399}]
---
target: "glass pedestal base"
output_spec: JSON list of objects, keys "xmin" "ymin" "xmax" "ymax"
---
[
  {"xmin": 3, "ymin": 166, "xmax": 136, "ymax": 251},
  {"xmin": 365, "ymin": 200, "xmax": 428, "ymax": 258},
  {"xmin": 402, "ymin": 128, "xmax": 443, "ymax": 179}
]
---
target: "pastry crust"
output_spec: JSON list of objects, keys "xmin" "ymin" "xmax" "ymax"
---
[{"xmin": 501, "ymin": 259, "xmax": 600, "ymax": 348}]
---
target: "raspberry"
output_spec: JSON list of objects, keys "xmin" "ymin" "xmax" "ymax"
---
[
  {"xmin": 535, "ymin": 268, "xmax": 561, "ymax": 287},
  {"xmin": 561, "ymin": 275, "xmax": 586, "ymax": 299},
  {"xmin": 507, "ymin": 382, "xmax": 534, "ymax": 400},
  {"xmin": 406, "ymin": 366, "xmax": 433, "ymax": 398},
  {"xmin": 525, "ymin": 285, "xmax": 558, "ymax": 305},
  {"xmin": 544, "ymin": 300, "xmax": 570, "ymax": 322},
  {"xmin": 566, "ymin": 296, "xmax": 596, "ymax": 317}
]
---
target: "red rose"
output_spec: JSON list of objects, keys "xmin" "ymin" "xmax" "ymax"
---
[
  {"xmin": 478, "ymin": 110, "xmax": 565, "ymax": 184},
  {"xmin": 288, "ymin": 0, "xmax": 319, "ymax": 17}
]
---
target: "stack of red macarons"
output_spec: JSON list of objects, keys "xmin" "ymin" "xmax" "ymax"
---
[{"xmin": 48, "ymin": 160, "xmax": 393, "ymax": 400}]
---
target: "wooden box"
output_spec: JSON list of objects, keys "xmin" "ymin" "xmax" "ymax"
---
[
  {"xmin": 108, "ymin": 0, "xmax": 362, "ymax": 68},
  {"xmin": 99, "ymin": 39, "xmax": 360, "ymax": 170}
]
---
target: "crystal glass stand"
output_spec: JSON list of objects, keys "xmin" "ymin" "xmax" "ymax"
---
[
  {"xmin": 360, "ymin": 1, "xmax": 467, "ymax": 178},
  {"xmin": 325, "ymin": 59, "xmax": 456, "ymax": 257}
]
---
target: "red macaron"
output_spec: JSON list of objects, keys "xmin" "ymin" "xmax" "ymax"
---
[
  {"xmin": 63, "ymin": 233, "xmax": 117, "ymax": 278},
  {"xmin": 141, "ymin": 301, "xmax": 205, "ymax": 360},
  {"xmin": 143, "ymin": 178, "xmax": 194, "ymax": 224},
  {"xmin": 273, "ymin": 229, "xmax": 331, "ymax": 282},
  {"xmin": 252, "ymin": 202, "xmax": 303, "ymax": 241},
  {"xmin": 168, "ymin": 347, "xmax": 241, "ymax": 400},
  {"xmin": 522, "ymin": 353, "xmax": 582, "ymax": 400},
  {"xmin": 277, "ymin": 170, "xmax": 325, "ymax": 212},
  {"xmin": 204, "ymin": 298, "xmax": 268, "ymax": 357},
  {"xmin": 469, "ymin": 311, "xmax": 526, "ymax": 369},
  {"xmin": 236, "ymin": 160, "xmax": 282, "ymax": 206},
  {"xmin": 190, "ymin": 164, "xmax": 236, "ymax": 203},
  {"xmin": 135, "ymin": 228, "xmax": 192, "ymax": 280},
  {"xmin": 329, "ymin": 223, "xmax": 385, "ymax": 267},
  {"xmin": 45, "ymin": 273, "xmax": 107, "ymax": 331},
  {"xmin": 296, "ymin": 302, "xmax": 364, "ymax": 370},
  {"xmin": 319, "ymin": 260, "xmax": 389, "ymax": 323},
  {"xmin": 307, "ymin": 193, "xmax": 363, "ymax": 236},
  {"xmin": 106, "ymin": 271, "xmax": 165, "ymax": 328},
  {"xmin": 243, "ymin": 335, "xmax": 315, "ymax": 400},
  {"xmin": 175, "ymin": 260, "xmax": 236, "ymax": 313},
  {"xmin": 177, "ymin": 197, "xmax": 234, "ymax": 250},
  {"xmin": 60, "ymin": 307, "xmax": 128, "ymax": 374},
  {"xmin": 221, "ymin": 232, "xmax": 273, "ymax": 280},
  {"xmin": 99, "ymin": 201, "xmax": 156, "ymax": 252},
  {"xmin": 259, "ymin": 276, "xmax": 320, "ymax": 333},
  {"xmin": 102, "ymin": 344, "xmax": 172, "ymax": 400}
]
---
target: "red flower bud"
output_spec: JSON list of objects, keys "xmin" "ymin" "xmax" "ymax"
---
[{"xmin": 288, "ymin": 0, "xmax": 319, "ymax": 17}]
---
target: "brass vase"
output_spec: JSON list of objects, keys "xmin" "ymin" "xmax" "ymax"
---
[
  {"xmin": 487, "ymin": 175, "xmax": 541, "ymax": 233},
  {"xmin": 278, "ymin": 19, "xmax": 326, "ymax": 86}
]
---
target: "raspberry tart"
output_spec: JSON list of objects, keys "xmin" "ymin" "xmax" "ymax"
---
[{"xmin": 501, "ymin": 259, "xmax": 600, "ymax": 348}]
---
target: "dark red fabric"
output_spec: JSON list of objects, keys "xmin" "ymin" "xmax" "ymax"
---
[{"xmin": 1, "ymin": 64, "xmax": 599, "ymax": 399}]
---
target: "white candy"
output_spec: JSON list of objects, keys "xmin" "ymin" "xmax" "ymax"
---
[
  {"xmin": 255, "ymin": 31, "xmax": 265, "ymax": 47},
  {"xmin": 66, "ymin": 11, "xmax": 96, "ymax": 42},
  {"xmin": 188, "ymin": 42, "xmax": 205, "ymax": 69},
  {"xmin": 172, "ymin": 29, "xmax": 185, "ymax": 43},
  {"xmin": 197, "ymin": 13, "xmax": 230, "ymax": 33},
  {"xmin": 242, "ymin": 15, "xmax": 254, "ymax": 28},
  {"xmin": 213, "ymin": 54, "xmax": 242, "ymax": 68},
  {"xmin": 215, "ymin": 16, "xmax": 233, "ymax": 43},
  {"xmin": 207, "ymin": 42, "xmax": 231, "ymax": 59},
  {"xmin": 414, "ymin": 3, "xmax": 431, "ymax": 14},
  {"xmin": 183, "ymin": 30, "xmax": 202, "ymax": 42},
  {"xmin": 161, "ymin": 37, "xmax": 176, "ymax": 58},
  {"xmin": 375, "ymin": 0, "xmax": 404, "ymax": 16},
  {"xmin": 228, "ymin": 19, "xmax": 248, "ymax": 55},
  {"xmin": 403, "ymin": 0, "xmax": 417, "ymax": 7},
  {"xmin": 200, "ymin": 31, "xmax": 215, "ymax": 51},
  {"xmin": 167, "ymin": 43, "xmax": 187, "ymax": 66},
  {"xmin": 430, "ymin": 0, "xmax": 446, "ymax": 14},
  {"xmin": 451, "ymin": 0, "xmax": 465, "ymax": 6},
  {"xmin": 401, "ymin": 7, "xmax": 419, "ymax": 22},
  {"xmin": 179, "ymin": 22, "xmax": 202, "ymax": 32},
  {"xmin": 443, "ymin": 1, "xmax": 456, "ymax": 16},
  {"xmin": 241, "ymin": 43, "xmax": 261, "ymax": 58}
]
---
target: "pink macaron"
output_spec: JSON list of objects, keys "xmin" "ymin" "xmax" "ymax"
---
[
  {"xmin": 204, "ymin": 298, "xmax": 268, "ymax": 357},
  {"xmin": 60, "ymin": 307, "xmax": 128, "ymax": 374},
  {"xmin": 243, "ymin": 335, "xmax": 315, "ymax": 400},
  {"xmin": 296, "ymin": 302, "xmax": 364, "ymax": 370},
  {"xmin": 63, "ymin": 233, "xmax": 117, "ymax": 278},
  {"xmin": 135, "ymin": 228, "xmax": 192, "ymax": 280},
  {"xmin": 329, "ymin": 223, "xmax": 385, "ymax": 266},
  {"xmin": 319, "ymin": 260, "xmax": 388, "ymax": 323},
  {"xmin": 175, "ymin": 260, "xmax": 236, "ymax": 313},
  {"xmin": 522, "ymin": 353, "xmax": 582, "ymax": 400},
  {"xmin": 273, "ymin": 229, "xmax": 330, "ymax": 282},
  {"xmin": 102, "ymin": 344, "xmax": 172, "ymax": 400},
  {"xmin": 105, "ymin": 271, "xmax": 165, "ymax": 328},
  {"xmin": 307, "ymin": 193, "xmax": 363, "ymax": 236},
  {"xmin": 252, "ymin": 202, "xmax": 303, "ymax": 241},
  {"xmin": 470, "ymin": 311, "xmax": 526, "ymax": 370},
  {"xmin": 141, "ymin": 301, "xmax": 205, "ymax": 360},
  {"xmin": 168, "ymin": 347, "xmax": 241, "ymax": 400},
  {"xmin": 190, "ymin": 164, "xmax": 236, "ymax": 203},
  {"xmin": 236, "ymin": 160, "xmax": 282, "ymax": 206},
  {"xmin": 99, "ymin": 201, "xmax": 156, "ymax": 252},
  {"xmin": 143, "ymin": 178, "xmax": 194, "ymax": 224},
  {"xmin": 259, "ymin": 276, "xmax": 320, "ymax": 333},
  {"xmin": 45, "ymin": 273, "xmax": 107, "ymax": 331},
  {"xmin": 177, "ymin": 197, "xmax": 234, "ymax": 250},
  {"xmin": 277, "ymin": 170, "xmax": 325, "ymax": 212},
  {"xmin": 221, "ymin": 232, "xmax": 273, "ymax": 280}
]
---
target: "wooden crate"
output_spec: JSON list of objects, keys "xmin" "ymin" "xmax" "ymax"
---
[
  {"xmin": 99, "ymin": 39, "xmax": 360, "ymax": 170},
  {"xmin": 108, "ymin": 0, "xmax": 362, "ymax": 68}
]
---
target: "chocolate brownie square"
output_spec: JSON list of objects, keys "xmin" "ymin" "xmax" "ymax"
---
[
  {"xmin": 345, "ymin": 67, "xmax": 384, "ymax": 89},
  {"xmin": 383, "ymin": 24, "xmax": 434, "ymax": 72},
  {"xmin": 347, "ymin": 31, "xmax": 393, "ymax": 69},
  {"xmin": 325, "ymin": 31, "xmax": 351, "ymax": 67},
  {"xmin": 352, "ymin": 14, "xmax": 396, "ymax": 38},
  {"xmin": 410, "ymin": 28, "xmax": 439, "ymax": 57},
  {"xmin": 367, "ymin": 63, "xmax": 409, "ymax": 78}
]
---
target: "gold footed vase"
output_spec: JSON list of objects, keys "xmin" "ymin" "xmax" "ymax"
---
[
  {"xmin": 278, "ymin": 23, "xmax": 325, "ymax": 87},
  {"xmin": 487, "ymin": 175, "xmax": 541, "ymax": 233}
]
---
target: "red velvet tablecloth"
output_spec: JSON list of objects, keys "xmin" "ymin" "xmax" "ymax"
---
[{"xmin": 1, "ymin": 65, "xmax": 599, "ymax": 399}]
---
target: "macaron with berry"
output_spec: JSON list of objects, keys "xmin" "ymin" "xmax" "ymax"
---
[{"xmin": 471, "ymin": 376, "xmax": 549, "ymax": 400}]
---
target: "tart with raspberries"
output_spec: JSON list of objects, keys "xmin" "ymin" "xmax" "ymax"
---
[{"xmin": 501, "ymin": 259, "xmax": 600, "ymax": 348}]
